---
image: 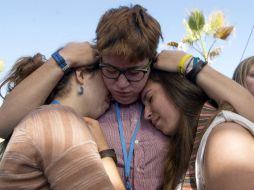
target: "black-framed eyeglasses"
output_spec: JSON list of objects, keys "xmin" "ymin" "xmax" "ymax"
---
[{"xmin": 99, "ymin": 60, "xmax": 153, "ymax": 82}]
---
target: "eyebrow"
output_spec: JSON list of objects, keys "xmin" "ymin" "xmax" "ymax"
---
[{"xmin": 101, "ymin": 61, "xmax": 149, "ymax": 70}]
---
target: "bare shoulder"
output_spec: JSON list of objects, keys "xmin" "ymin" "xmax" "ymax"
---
[
  {"xmin": 203, "ymin": 122, "xmax": 254, "ymax": 190},
  {"xmin": 205, "ymin": 121, "xmax": 254, "ymax": 161}
]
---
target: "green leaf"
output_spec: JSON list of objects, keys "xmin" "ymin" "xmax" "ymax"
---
[
  {"xmin": 182, "ymin": 19, "xmax": 200, "ymax": 44},
  {"xmin": 187, "ymin": 10, "xmax": 205, "ymax": 32}
]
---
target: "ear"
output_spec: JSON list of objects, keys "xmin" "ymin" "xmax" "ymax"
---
[{"xmin": 75, "ymin": 69, "xmax": 86, "ymax": 85}]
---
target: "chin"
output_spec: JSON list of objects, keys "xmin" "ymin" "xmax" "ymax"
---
[
  {"xmin": 111, "ymin": 91, "xmax": 139, "ymax": 104},
  {"xmin": 157, "ymin": 123, "xmax": 172, "ymax": 136},
  {"xmin": 114, "ymin": 96, "xmax": 138, "ymax": 105},
  {"xmin": 162, "ymin": 130, "xmax": 171, "ymax": 136}
]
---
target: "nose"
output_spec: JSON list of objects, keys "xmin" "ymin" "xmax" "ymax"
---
[
  {"xmin": 144, "ymin": 106, "xmax": 152, "ymax": 120},
  {"xmin": 116, "ymin": 74, "xmax": 130, "ymax": 88}
]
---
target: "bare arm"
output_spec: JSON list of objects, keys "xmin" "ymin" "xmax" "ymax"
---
[
  {"xmin": 101, "ymin": 157, "xmax": 126, "ymax": 190},
  {"xmin": 155, "ymin": 50, "xmax": 254, "ymax": 122},
  {"xmin": 196, "ymin": 65, "xmax": 254, "ymax": 122},
  {"xmin": 204, "ymin": 122, "xmax": 254, "ymax": 190},
  {"xmin": 0, "ymin": 42, "xmax": 98, "ymax": 139}
]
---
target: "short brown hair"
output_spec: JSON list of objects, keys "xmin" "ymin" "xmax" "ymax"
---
[{"xmin": 95, "ymin": 4, "xmax": 163, "ymax": 62}]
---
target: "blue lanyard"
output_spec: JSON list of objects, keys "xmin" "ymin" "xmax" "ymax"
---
[
  {"xmin": 114, "ymin": 102, "xmax": 143, "ymax": 190},
  {"xmin": 51, "ymin": 100, "xmax": 60, "ymax": 104}
]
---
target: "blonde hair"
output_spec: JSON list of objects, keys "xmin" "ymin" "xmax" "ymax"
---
[{"xmin": 232, "ymin": 56, "xmax": 254, "ymax": 87}]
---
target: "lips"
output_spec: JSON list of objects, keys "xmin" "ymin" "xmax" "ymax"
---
[{"xmin": 114, "ymin": 91, "xmax": 132, "ymax": 97}]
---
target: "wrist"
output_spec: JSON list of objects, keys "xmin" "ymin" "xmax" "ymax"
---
[
  {"xmin": 185, "ymin": 58, "xmax": 207, "ymax": 84},
  {"xmin": 178, "ymin": 54, "xmax": 192, "ymax": 74},
  {"xmin": 58, "ymin": 48, "xmax": 76, "ymax": 68},
  {"xmin": 51, "ymin": 50, "xmax": 72, "ymax": 74},
  {"xmin": 184, "ymin": 57, "xmax": 194, "ymax": 74},
  {"xmin": 94, "ymin": 134, "xmax": 110, "ymax": 152},
  {"xmin": 99, "ymin": 148, "xmax": 118, "ymax": 165},
  {"xmin": 97, "ymin": 143, "xmax": 110, "ymax": 152}
]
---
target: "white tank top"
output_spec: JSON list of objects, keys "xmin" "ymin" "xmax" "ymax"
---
[{"xmin": 195, "ymin": 110, "xmax": 254, "ymax": 190}]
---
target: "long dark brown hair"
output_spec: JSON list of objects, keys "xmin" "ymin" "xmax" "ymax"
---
[{"xmin": 149, "ymin": 70, "xmax": 209, "ymax": 190}]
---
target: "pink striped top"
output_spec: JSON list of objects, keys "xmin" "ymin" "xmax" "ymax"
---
[
  {"xmin": 99, "ymin": 101, "xmax": 170, "ymax": 190},
  {"xmin": 0, "ymin": 105, "xmax": 114, "ymax": 190}
]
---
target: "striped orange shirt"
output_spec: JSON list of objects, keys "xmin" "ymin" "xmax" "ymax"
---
[{"xmin": 0, "ymin": 105, "xmax": 114, "ymax": 190}]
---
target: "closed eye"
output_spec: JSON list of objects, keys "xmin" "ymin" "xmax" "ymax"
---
[
  {"xmin": 142, "ymin": 90, "xmax": 152, "ymax": 104},
  {"xmin": 147, "ymin": 94, "xmax": 152, "ymax": 103}
]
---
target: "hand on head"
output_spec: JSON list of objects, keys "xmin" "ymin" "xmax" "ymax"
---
[
  {"xmin": 154, "ymin": 50, "xmax": 189, "ymax": 72},
  {"xmin": 59, "ymin": 42, "xmax": 99, "ymax": 68}
]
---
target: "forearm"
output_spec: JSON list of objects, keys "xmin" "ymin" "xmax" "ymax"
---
[
  {"xmin": 0, "ymin": 58, "xmax": 63, "ymax": 138},
  {"xmin": 0, "ymin": 42, "xmax": 98, "ymax": 139},
  {"xmin": 196, "ymin": 65, "xmax": 254, "ymax": 122},
  {"xmin": 155, "ymin": 50, "xmax": 254, "ymax": 122},
  {"xmin": 102, "ymin": 157, "xmax": 125, "ymax": 190},
  {"xmin": 82, "ymin": 117, "xmax": 125, "ymax": 189}
]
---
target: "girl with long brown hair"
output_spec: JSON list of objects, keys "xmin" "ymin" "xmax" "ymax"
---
[{"xmin": 142, "ymin": 50, "xmax": 254, "ymax": 190}]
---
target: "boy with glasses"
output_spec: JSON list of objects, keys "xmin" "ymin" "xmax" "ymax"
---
[{"xmin": 95, "ymin": 5, "xmax": 169, "ymax": 189}]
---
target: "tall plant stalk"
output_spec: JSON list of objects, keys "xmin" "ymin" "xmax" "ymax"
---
[{"xmin": 168, "ymin": 10, "xmax": 234, "ymax": 63}]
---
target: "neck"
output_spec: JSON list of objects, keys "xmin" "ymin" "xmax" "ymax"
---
[{"xmin": 55, "ymin": 94, "xmax": 88, "ymax": 117}]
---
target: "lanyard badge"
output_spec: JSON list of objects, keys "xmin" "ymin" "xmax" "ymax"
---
[{"xmin": 115, "ymin": 102, "xmax": 143, "ymax": 190}]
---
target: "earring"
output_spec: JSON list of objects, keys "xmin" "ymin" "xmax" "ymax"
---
[{"xmin": 77, "ymin": 85, "xmax": 84, "ymax": 95}]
